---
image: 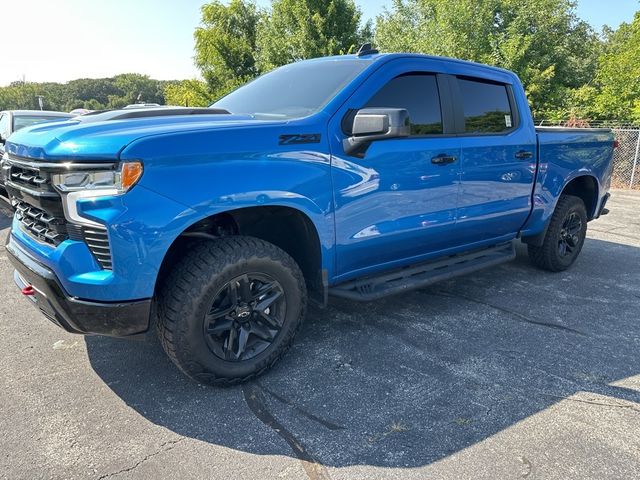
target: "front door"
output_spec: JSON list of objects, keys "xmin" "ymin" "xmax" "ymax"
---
[{"xmin": 330, "ymin": 68, "xmax": 461, "ymax": 279}]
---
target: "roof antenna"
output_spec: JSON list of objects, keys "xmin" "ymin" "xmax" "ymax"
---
[{"xmin": 356, "ymin": 43, "xmax": 379, "ymax": 56}]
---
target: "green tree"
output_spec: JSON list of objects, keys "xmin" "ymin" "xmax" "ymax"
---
[
  {"xmin": 193, "ymin": 0, "xmax": 371, "ymax": 100},
  {"xmin": 0, "ymin": 75, "xmax": 173, "ymax": 112},
  {"xmin": 0, "ymin": 82, "xmax": 41, "ymax": 110},
  {"xmin": 107, "ymin": 73, "xmax": 166, "ymax": 108},
  {"xmin": 64, "ymin": 78, "xmax": 120, "ymax": 109},
  {"xmin": 592, "ymin": 13, "xmax": 640, "ymax": 122},
  {"xmin": 83, "ymin": 99, "xmax": 105, "ymax": 111},
  {"xmin": 374, "ymin": 0, "xmax": 496, "ymax": 61},
  {"xmin": 194, "ymin": 0, "xmax": 262, "ymax": 98},
  {"xmin": 375, "ymin": 0, "xmax": 599, "ymax": 118},
  {"xmin": 256, "ymin": 0, "xmax": 372, "ymax": 71},
  {"xmin": 164, "ymin": 79, "xmax": 215, "ymax": 107}
]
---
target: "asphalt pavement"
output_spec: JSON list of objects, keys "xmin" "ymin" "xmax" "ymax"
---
[{"xmin": 1, "ymin": 191, "xmax": 639, "ymax": 480}]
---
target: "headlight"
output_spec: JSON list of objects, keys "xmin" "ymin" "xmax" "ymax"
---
[
  {"xmin": 53, "ymin": 161, "xmax": 143, "ymax": 228},
  {"xmin": 52, "ymin": 161, "xmax": 143, "ymax": 194}
]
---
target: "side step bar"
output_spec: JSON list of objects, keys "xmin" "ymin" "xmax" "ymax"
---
[{"xmin": 329, "ymin": 242, "xmax": 516, "ymax": 301}]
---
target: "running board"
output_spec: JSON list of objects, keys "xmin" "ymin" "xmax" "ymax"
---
[{"xmin": 329, "ymin": 242, "xmax": 516, "ymax": 301}]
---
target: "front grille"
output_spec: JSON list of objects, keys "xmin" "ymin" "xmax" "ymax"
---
[
  {"xmin": 6, "ymin": 160, "xmax": 60, "ymax": 200},
  {"xmin": 6, "ymin": 154, "xmax": 113, "ymax": 270},
  {"xmin": 14, "ymin": 201, "xmax": 68, "ymax": 245},
  {"xmin": 10, "ymin": 165, "xmax": 49, "ymax": 189},
  {"xmin": 7, "ymin": 156, "xmax": 67, "ymax": 247}
]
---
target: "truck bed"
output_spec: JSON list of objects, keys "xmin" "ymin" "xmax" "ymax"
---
[
  {"xmin": 536, "ymin": 127, "xmax": 614, "ymax": 176},
  {"xmin": 518, "ymin": 126, "xmax": 615, "ymax": 239}
]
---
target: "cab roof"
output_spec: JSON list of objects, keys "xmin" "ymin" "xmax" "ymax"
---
[{"xmin": 301, "ymin": 52, "xmax": 518, "ymax": 80}]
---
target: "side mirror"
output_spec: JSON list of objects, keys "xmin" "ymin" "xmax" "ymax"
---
[{"xmin": 343, "ymin": 108, "xmax": 410, "ymax": 156}]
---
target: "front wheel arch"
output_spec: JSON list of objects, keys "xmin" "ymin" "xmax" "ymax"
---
[
  {"xmin": 154, "ymin": 205, "xmax": 326, "ymax": 309},
  {"xmin": 156, "ymin": 236, "xmax": 308, "ymax": 385}
]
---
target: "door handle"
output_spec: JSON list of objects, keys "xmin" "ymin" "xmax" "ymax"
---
[
  {"xmin": 515, "ymin": 150, "xmax": 533, "ymax": 160},
  {"xmin": 431, "ymin": 154, "xmax": 457, "ymax": 165}
]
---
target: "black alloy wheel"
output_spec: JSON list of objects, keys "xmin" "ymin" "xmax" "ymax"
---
[
  {"xmin": 527, "ymin": 194, "xmax": 588, "ymax": 272},
  {"xmin": 156, "ymin": 236, "xmax": 307, "ymax": 386},
  {"xmin": 204, "ymin": 273, "xmax": 286, "ymax": 361},
  {"xmin": 558, "ymin": 211, "xmax": 582, "ymax": 258}
]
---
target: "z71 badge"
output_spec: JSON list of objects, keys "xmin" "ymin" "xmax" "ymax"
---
[{"xmin": 279, "ymin": 133, "xmax": 321, "ymax": 145}]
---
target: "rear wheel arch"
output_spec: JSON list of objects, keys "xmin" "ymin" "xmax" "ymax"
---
[
  {"xmin": 522, "ymin": 174, "xmax": 599, "ymax": 247},
  {"xmin": 560, "ymin": 174, "xmax": 599, "ymax": 220},
  {"xmin": 527, "ymin": 194, "xmax": 588, "ymax": 272}
]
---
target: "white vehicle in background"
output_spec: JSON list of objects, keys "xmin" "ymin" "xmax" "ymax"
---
[
  {"xmin": 69, "ymin": 108, "xmax": 94, "ymax": 116},
  {"xmin": 0, "ymin": 110, "xmax": 75, "ymax": 196}
]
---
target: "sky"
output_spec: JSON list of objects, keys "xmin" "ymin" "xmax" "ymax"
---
[{"xmin": 1, "ymin": 0, "xmax": 638, "ymax": 87}]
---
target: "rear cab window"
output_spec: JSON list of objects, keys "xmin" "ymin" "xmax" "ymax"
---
[{"xmin": 457, "ymin": 77, "xmax": 515, "ymax": 134}]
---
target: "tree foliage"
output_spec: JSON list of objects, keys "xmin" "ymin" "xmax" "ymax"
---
[
  {"xmin": 0, "ymin": 74, "xmax": 173, "ymax": 112},
  {"xmin": 194, "ymin": 0, "xmax": 262, "ymax": 99},
  {"xmin": 256, "ymin": 0, "xmax": 371, "ymax": 71},
  {"xmin": 590, "ymin": 13, "xmax": 640, "ymax": 122},
  {"xmin": 193, "ymin": 0, "xmax": 371, "ymax": 98},
  {"xmin": 164, "ymin": 79, "xmax": 215, "ymax": 107}
]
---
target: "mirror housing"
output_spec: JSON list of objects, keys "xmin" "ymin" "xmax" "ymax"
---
[{"xmin": 343, "ymin": 108, "xmax": 410, "ymax": 156}]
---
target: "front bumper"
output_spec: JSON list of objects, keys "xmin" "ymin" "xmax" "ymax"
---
[{"xmin": 6, "ymin": 233, "xmax": 151, "ymax": 337}]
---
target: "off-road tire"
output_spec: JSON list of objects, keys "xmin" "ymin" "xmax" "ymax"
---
[
  {"xmin": 528, "ymin": 194, "xmax": 588, "ymax": 272},
  {"xmin": 156, "ymin": 236, "xmax": 307, "ymax": 386}
]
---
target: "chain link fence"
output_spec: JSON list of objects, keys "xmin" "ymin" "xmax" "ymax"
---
[
  {"xmin": 610, "ymin": 129, "xmax": 640, "ymax": 189},
  {"xmin": 537, "ymin": 120, "xmax": 640, "ymax": 189}
]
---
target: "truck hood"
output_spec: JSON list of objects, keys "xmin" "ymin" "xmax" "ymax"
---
[{"xmin": 5, "ymin": 109, "xmax": 282, "ymax": 161}]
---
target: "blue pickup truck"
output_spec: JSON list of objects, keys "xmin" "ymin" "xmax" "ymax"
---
[{"xmin": 2, "ymin": 47, "xmax": 614, "ymax": 385}]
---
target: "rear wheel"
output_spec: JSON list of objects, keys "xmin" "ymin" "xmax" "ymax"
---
[
  {"xmin": 528, "ymin": 194, "xmax": 588, "ymax": 272},
  {"xmin": 157, "ymin": 236, "xmax": 306, "ymax": 386}
]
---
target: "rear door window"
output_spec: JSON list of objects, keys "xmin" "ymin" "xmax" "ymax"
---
[{"xmin": 458, "ymin": 78, "xmax": 514, "ymax": 134}]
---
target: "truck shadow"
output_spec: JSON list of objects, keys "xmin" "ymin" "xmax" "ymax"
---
[{"xmin": 85, "ymin": 238, "xmax": 640, "ymax": 469}]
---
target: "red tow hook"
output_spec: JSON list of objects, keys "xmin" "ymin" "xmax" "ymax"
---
[{"xmin": 21, "ymin": 285, "xmax": 36, "ymax": 296}]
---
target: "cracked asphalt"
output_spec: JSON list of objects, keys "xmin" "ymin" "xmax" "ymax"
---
[{"xmin": 1, "ymin": 190, "xmax": 639, "ymax": 480}]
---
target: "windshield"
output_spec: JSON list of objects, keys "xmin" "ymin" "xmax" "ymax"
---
[
  {"xmin": 13, "ymin": 115, "xmax": 71, "ymax": 132},
  {"xmin": 212, "ymin": 59, "xmax": 371, "ymax": 119}
]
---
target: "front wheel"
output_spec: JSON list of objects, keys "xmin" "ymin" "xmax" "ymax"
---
[
  {"xmin": 157, "ymin": 236, "xmax": 307, "ymax": 386},
  {"xmin": 528, "ymin": 194, "xmax": 588, "ymax": 272}
]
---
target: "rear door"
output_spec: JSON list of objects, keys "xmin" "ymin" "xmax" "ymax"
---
[{"xmin": 453, "ymin": 76, "xmax": 536, "ymax": 244}]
